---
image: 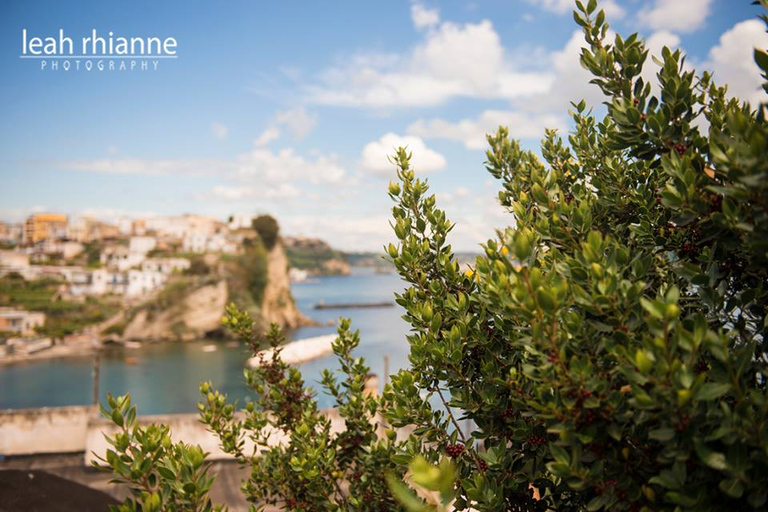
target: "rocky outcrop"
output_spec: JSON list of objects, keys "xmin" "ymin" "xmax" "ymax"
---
[
  {"xmin": 283, "ymin": 236, "xmax": 350, "ymax": 276},
  {"xmin": 260, "ymin": 241, "xmax": 309, "ymax": 329},
  {"xmin": 120, "ymin": 238, "xmax": 307, "ymax": 341},
  {"xmin": 123, "ymin": 280, "xmax": 228, "ymax": 341}
]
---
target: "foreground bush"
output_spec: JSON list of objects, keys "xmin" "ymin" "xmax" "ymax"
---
[
  {"xmin": 198, "ymin": 306, "xmax": 403, "ymax": 511},
  {"xmin": 383, "ymin": 1, "xmax": 768, "ymax": 510},
  {"xmin": 99, "ymin": 308, "xmax": 404, "ymax": 511},
  {"xmin": 100, "ymin": 1, "xmax": 768, "ymax": 510}
]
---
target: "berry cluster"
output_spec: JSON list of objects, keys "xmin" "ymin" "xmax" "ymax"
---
[
  {"xmin": 285, "ymin": 498, "xmax": 308, "ymax": 509},
  {"xmin": 694, "ymin": 358, "xmax": 710, "ymax": 374},
  {"xmin": 673, "ymin": 413, "xmax": 691, "ymax": 433},
  {"xmin": 546, "ymin": 350, "xmax": 559, "ymax": 363},
  {"xmin": 673, "ymin": 142, "xmax": 688, "ymax": 156},
  {"xmin": 709, "ymin": 193, "xmax": 723, "ymax": 213},
  {"xmin": 527, "ymin": 434, "xmax": 548, "ymax": 446},
  {"xmin": 445, "ymin": 443, "xmax": 465, "ymax": 457},
  {"xmin": 680, "ymin": 242, "xmax": 700, "ymax": 258},
  {"xmin": 499, "ymin": 407, "xmax": 517, "ymax": 421}
]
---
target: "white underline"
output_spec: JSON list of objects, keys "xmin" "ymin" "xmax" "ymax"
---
[{"xmin": 19, "ymin": 55, "xmax": 177, "ymax": 59}]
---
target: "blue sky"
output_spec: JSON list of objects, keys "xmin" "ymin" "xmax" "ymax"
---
[{"xmin": 0, "ymin": 0, "xmax": 765, "ymax": 250}]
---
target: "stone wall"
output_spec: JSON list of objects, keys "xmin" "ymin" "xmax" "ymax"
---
[
  {"xmin": 0, "ymin": 405, "xmax": 96, "ymax": 457},
  {"xmin": 1, "ymin": 405, "xmax": 348, "ymax": 466}
]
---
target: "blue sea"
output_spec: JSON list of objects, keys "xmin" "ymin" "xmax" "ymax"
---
[{"xmin": 0, "ymin": 268, "xmax": 412, "ymax": 414}]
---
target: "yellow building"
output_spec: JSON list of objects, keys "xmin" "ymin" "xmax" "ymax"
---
[{"xmin": 22, "ymin": 214, "xmax": 68, "ymax": 245}]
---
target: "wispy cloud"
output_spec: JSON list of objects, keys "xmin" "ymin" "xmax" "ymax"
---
[
  {"xmin": 408, "ymin": 110, "xmax": 566, "ymax": 150},
  {"xmin": 638, "ymin": 0, "xmax": 713, "ymax": 34},
  {"xmin": 360, "ymin": 133, "xmax": 446, "ymax": 175},
  {"xmin": 305, "ymin": 17, "xmax": 553, "ymax": 108},
  {"xmin": 211, "ymin": 122, "xmax": 229, "ymax": 140}
]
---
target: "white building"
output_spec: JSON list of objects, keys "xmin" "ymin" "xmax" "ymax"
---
[
  {"xmin": 38, "ymin": 240, "xmax": 84, "ymax": 259},
  {"xmin": 126, "ymin": 269, "xmax": 166, "ymax": 297},
  {"xmin": 101, "ymin": 236, "xmax": 157, "ymax": 271},
  {"xmin": 69, "ymin": 268, "xmax": 127, "ymax": 296},
  {"xmin": 183, "ymin": 233, "xmax": 239, "ymax": 254},
  {"xmin": 142, "ymin": 258, "xmax": 190, "ymax": 275},
  {"xmin": 145, "ymin": 215, "xmax": 221, "ymax": 239},
  {"xmin": 128, "ymin": 236, "xmax": 157, "ymax": 255},
  {"xmin": 182, "ymin": 232, "xmax": 208, "ymax": 253},
  {"xmin": 0, "ymin": 308, "xmax": 46, "ymax": 336},
  {"xmin": 0, "ymin": 250, "xmax": 30, "ymax": 269},
  {"xmin": 228, "ymin": 214, "xmax": 256, "ymax": 230}
]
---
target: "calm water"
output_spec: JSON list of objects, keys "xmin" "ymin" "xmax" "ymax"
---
[{"xmin": 0, "ymin": 268, "xmax": 411, "ymax": 414}]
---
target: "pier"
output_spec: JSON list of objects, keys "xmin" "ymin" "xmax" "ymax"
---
[{"xmin": 313, "ymin": 301, "xmax": 394, "ymax": 310}]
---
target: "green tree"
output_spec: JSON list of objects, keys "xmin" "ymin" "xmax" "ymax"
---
[
  {"xmin": 252, "ymin": 215, "xmax": 280, "ymax": 251},
  {"xmin": 384, "ymin": 1, "xmax": 768, "ymax": 510}
]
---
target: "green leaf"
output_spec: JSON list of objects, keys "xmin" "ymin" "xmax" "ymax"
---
[
  {"xmin": 695, "ymin": 441, "xmax": 729, "ymax": 471},
  {"xmin": 719, "ymin": 478, "xmax": 745, "ymax": 498},
  {"xmin": 697, "ymin": 382, "xmax": 730, "ymax": 400},
  {"xmin": 649, "ymin": 427, "xmax": 675, "ymax": 442},
  {"xmin": 111, "ymin": 409, "xmax": 124, "ymax": 428},
  {"xmin": 386, "ymin": 474, "xmax": 429, "ymax": 512},
  {"xmin": 635, "ymin": 349, "xmax": 654, "ymax": 373}
]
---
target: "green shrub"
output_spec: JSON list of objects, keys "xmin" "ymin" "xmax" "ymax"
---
[
  {"xmin": 100, "ymin": 2, "xmax": 768, "ymax": 510},
  {"xmin": 198, "ymin": 306, "xmax": 402, "ymax": 510},
  {"xmin": 252, "ymin": 215, "xmax": 280, "ymax": 251},
  {"xmin": 96, "ymin": 394, "xmax": 223, "ymax": 512},
  {"xmin": 384, "ymin": 1, "xmax": 768, "ymax": 510},
  {"xmin": 99, "ymin": 307, "xmax": 403, "ymax": 511}
]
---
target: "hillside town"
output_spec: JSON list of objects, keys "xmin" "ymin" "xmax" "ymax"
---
[{"xmin": 0, "ymin": 213, "xmax": 286, "ymax": 359}]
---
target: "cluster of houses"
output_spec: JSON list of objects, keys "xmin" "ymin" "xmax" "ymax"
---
[
  {"xmin": 0, "ymin": 213, "xmax": 248, "ymax": 288},
  {"xmin": 0, "ymin": 213, "xmax": 263, "ymax": 351}
]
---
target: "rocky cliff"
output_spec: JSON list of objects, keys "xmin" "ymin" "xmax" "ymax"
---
[
  {"xmin": 260, "ymin": 241, "xmax": 309, "ymax": 329},
  {"xmin": 122, "ymin": 280, "xmax": 228, "ymax": 341},
  {"xmin": 118, "ymin": 237, "xmax": 308, "ymax": 341}
]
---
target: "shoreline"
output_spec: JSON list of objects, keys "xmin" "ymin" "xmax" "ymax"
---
[{"xmin": 0, "ymin": 340, "xmax": 98, "ymax": 367}]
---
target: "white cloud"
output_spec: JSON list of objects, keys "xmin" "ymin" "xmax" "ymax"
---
[
  {"xmin": 408, "ymin": 110, "xmax": 566, "ymax": 150},
  {"xmin": 275, "ymin": 106, "xmax": 316, "ymax": 140},
  {"xmin": 107, "ymin": 145, "xmax": 119, "ymax": 155},
  {"xmin": 639, "ymin": 0, "xmax": 713, "ymax": 34},
  {"xmin": 53, "ymin": 143, "xmax": 346, "ymax": 203},
  {"xmin": 212, "ymin": 183, "xmax": 301, "ymax": 200},
  {"xmin": 411, "ymin": 3, "xmax": 440, "ymax": 29},
  {"xmin": 254, "ymin": 106, "xmax": 317, "ymax": 147},
  {"xmin": 515, "ymin": 30, "xmax": 602, "ymax": 112},
  {"xmin": 59, "ymin": 158, "xmax": 227, "ymax": 176},
  {"xmin": 211, "ymin": 122, "xmax": 228, "ymax": 140},
  {"xmin": 525, "ymin": 0, "xmax": 624, "ymax": 19},
  {"xmin": 254, "ymin": 126, "xmax": 281, "ymax": 147},
  {"xmin": 361, "ymin": 133, "xmax": 446, "ymax": 175},
  {"xmin": 307, "ymin": 19, "xmax": 553, "ymax": 108},
  {"xmin": 706, "ymin": 19, "xmax": 768, "ymax": 105},
  {"xmin": 235, "ymin": 147, "xmax": 345, "ymax": 185}
]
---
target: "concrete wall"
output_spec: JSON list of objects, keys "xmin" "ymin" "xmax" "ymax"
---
[
  {"xmin": 1, "ymin": 405, "xmax": 348, "ymax": 466},
  {"xmin": 0, "ymin": 405, "xmax": 96, "ymax": 456},
  {"xmin": 85, "ymin": 410, "xmax": 348, "ymax": 465}
]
